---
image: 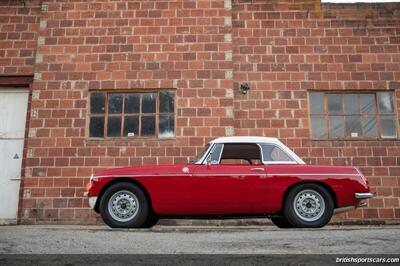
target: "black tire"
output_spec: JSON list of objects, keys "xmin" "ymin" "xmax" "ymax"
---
[
  {"xmin": 283, "ymin": 183, "xmax": 334, "ymax": 228},
  {"xmin": 140, "ymin": 214, "xmax": 159, "ymax": 228},
  {"xmin": 270, "ymin": 217, "xmax": 293, "ymax": 228},
  {"xmin": 99, "ymin": 182, "xmax": 149, "ymax": 228}
]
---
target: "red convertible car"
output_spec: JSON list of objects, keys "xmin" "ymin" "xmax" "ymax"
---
[{"xmin": 85, "ymin": 136, "xmax": 373, "ymax": 228}]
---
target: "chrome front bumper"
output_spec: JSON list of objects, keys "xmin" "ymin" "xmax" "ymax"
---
[
  {"xmin": 88, "ymin": 196, "xmax": 98, "ymax": 209},
  {"xmin": 355, "ymin": 192, "xmax": 374, "ymax": 199}
]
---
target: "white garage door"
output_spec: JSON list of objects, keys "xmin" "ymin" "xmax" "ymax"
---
[{"xmin": 0, "ymin": 89, "xmax": 29, "ymax": 224}]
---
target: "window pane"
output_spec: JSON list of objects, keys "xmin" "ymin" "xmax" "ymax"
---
[
  {"xmin": 90, "ymin": 93, "xmax": 105, "ymax": 114},
  {"xmin": 377, "ymin": 92, "xmax": 394, "ymax": 114},
  {"xmin": 362, "ymin": 116, "xmax": 378, "ymax": 138},
  {"xmin": 123, "ymin": 116, "xmax": 139, "ymax": 137},
  {"xmin": 345, "ymin": 115, "xmax": 362, "ymax": 137},
  {"xmin": 261, "ymin": 144, "xmax": 293, "ymax": 162},
  {"xmin": 360, "ymin": 94, "xmax": 376, "ymax": 114},
  {"xmin": 160, "ymin": 91, "xmax": 175, "ymax": 113},
  {"xmin": 344, "ymin": 94, "xmax": 359, "ymax": 114},
  {"xmin": 108, "ymin": 94, "xmax": 123, "ymax": 114},
  {"xmin": 311, "ymin": 116, "xmax": 327, "ymax": 139},
  {"xmin": 329, "ymin": 116, "xmax": 344, "ymax": 138},
  {"xmin": 380, "ymin": 115, "xmax": 397, "ymax": 138},
  {"xmin": 309, "ymin": 92, "xmax": 325, "ymax": 114},
  {"xmin": 141, "ymin": 115, "xmax": 155, "ymax": 136},
  {"xmin": 159, "ymin": 114, "xmax": 174, "ymax": 138},
  {"xmin": 89, "ymin": 116, "xmax": 104, "ymax": 138},
  {"xmin": 124, "ymin": 93, "xmax": 140, "ymax": 114},
  {"xmin": 270, "ymin": 147, "xmax": 292, "ymax": 161},
  {"xmin": 107, "ymin": 116, "xmax": 121, "ymax": 137},
  {"xmin": 327, "ymin": 94, "xmax": 343, "ymax": 114},
  {"xmin": 142, "ymin": 93, "xmax": 157, "ymax": 113},
  {"xmin": 209, "ymin": 144, "xmax": 223, "ymax": 164}
]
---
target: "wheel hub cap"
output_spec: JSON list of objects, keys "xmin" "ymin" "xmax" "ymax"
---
[
  {"xmin": 293, "ymin": 189, "xmax": 325, "ymax": 222},
  {"xmin": 108, "ymin": 190, "xmax": 139, "ymax": 222}
]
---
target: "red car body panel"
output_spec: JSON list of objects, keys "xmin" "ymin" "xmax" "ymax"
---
[{"xmin": 87, "ymin": 163, "xmax": 370, "ymax": 216}]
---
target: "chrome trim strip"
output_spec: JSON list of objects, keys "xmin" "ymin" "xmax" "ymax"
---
[
  {"xmin": 92, "ymin": 173, "xmax": 360, "ymax": 179},
  {"xmin": 93, "ymin": 174, "xmax": 266, "ymax": 178},
  {"xmin": 193, "ymin": 174, "xmax": 266, "ymax": 177},
  {"xmin": 264, "ymin": 161, "xmax": 299, "ymax": 165},
  {"xmin": 355, "ymin": 192, "xmax": 374, "ymax": 199},
  {"xmin": 256, "ymin": 143, "xmax": 265, "ymax": 163},
  {"xmin": 266, "ymin": 173, "xmax": 361, "ymax": 177}
]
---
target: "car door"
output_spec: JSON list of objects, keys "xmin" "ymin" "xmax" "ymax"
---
[{"xmin": 190, "ymin": 143, "xmax": 268, "ymax": 214}]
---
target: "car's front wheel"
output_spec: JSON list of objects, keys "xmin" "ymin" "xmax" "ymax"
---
[
  {"xmin": 99, "ymin": 182, "xmax": 149, "ymax": 228},
  {"xmin": 283, "ymin": 183, "xmax": 334, "ymax": 228}
]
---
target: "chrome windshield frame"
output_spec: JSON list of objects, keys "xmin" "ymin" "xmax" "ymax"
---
[{"xmin": 193, "ymin": 143, "xmax": 214, "ymax": 165}]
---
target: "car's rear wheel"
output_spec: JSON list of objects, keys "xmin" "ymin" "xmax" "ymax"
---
[
  {"xmin": 140, "ymin": 214, "xmax": 159, "ymax": 228},
  {"xmin": 100, "ymin": 182, "xmax": 149, "ymax": 228},
  {"xmin": 283, "ymin": 183, "xmax": 334, "ymax": 228},
  {"xmin": 270, "ymin": 217, "xmax": 293, "ymax": 228}
]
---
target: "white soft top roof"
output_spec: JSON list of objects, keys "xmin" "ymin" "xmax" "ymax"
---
[
  {"xmin": 209, "ymin": 136, "xmax": 305, "ymax": 164},
  {"xmin": 211, "ymin": 136, "xmax": 281, "ymax": 145}
]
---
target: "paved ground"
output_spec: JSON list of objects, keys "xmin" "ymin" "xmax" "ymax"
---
[{"xmin": 0, "ymin": 225, "xmax": 399, "ymax": 254}]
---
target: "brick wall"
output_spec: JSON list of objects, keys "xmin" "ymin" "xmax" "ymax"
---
[
  {"xmin": 21, "ymin": 0, "xmax": 235, "ymax": 223},
  {"xmin": 0, "ymin": 0, "xmax": 40, "ymax": 75},
  {"xmin": 232, "ymin": 0, "xmax": 400, "ymax": 222},
  {"xmin": 0, "ymin": 0, "xmax": 398, "ymax": 224}
]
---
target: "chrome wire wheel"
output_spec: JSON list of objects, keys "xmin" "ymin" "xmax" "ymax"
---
[
  {"xmin": 293, "ymin": 189, "xmax": 325, "ymax": 222},
  {"xmin": 108, "ymin": 190, "xmax": 139, "ymax": 222}
]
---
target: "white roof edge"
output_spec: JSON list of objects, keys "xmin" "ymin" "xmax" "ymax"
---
[{"xmin": 210, "ymin": 136, "xmax": 280, "ymax": 144}]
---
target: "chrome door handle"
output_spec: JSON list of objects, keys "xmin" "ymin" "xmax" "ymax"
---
[{"xmin": 250, "ymin": 168, "xmax": 265, "ymax": 171}]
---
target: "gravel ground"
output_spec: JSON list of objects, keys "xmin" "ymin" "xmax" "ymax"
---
[{"xmin": 0, "ymin": 225, "xmax": 399, "ymax": 254}]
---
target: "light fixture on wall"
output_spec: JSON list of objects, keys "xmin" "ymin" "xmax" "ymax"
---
[{"xmin": 239, "ymin": 82, "xmax": 250, "ymax": 94}]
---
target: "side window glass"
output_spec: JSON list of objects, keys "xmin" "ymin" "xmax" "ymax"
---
[
  {"xmin": 261, "ymin": 144, "xmax": 293, "ymax": 162},
  {"xmin": 207, "ymin": 144, "xmax": 223, "ymax": 164}
]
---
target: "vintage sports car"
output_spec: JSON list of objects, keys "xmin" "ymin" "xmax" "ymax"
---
[{"xmin": 85, "ymin": 136, "xmax": 373, "ymax": 228}]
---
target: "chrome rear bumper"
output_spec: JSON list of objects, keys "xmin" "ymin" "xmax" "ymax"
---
[{"xmin": 355, "ymin": 192, "xmax": 374, "ymax": 199}]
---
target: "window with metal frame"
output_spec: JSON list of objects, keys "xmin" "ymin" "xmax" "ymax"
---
[
  {"xmin": 260, "ymin": 144, "xmax": 296, "ymax": 164},
  {"xmin": 89, "ymin": 91, "xmax": 175, "ymax": 139},
  {"xmin": 309, "ymin": 91, "xmax": 398, "ymax": 140},
  {"xmin": 206, "ymin": 143, "xmax": 264, "ymax": 165},
  {"xmin": 205, "ymin": 144, "xmax": 224, "ymax": 164}
]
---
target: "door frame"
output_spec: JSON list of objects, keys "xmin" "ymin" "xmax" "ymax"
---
[
  {"xmin": 0, "ymin": 75, "xmax": 33, "ymax": 224},
  {"xmin": 190, "ymin": 143, "xmax": 268, "ymax": 214}
]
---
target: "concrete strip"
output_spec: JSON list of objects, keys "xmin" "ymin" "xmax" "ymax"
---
[{"xmin": 0, "ymin": 225, "xmax": 399, "ymax": 254}]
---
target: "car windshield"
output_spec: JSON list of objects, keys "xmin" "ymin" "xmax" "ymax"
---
[{"xmin": 189, "ymin": 143, "xmax": 210, "ymax": 164}]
